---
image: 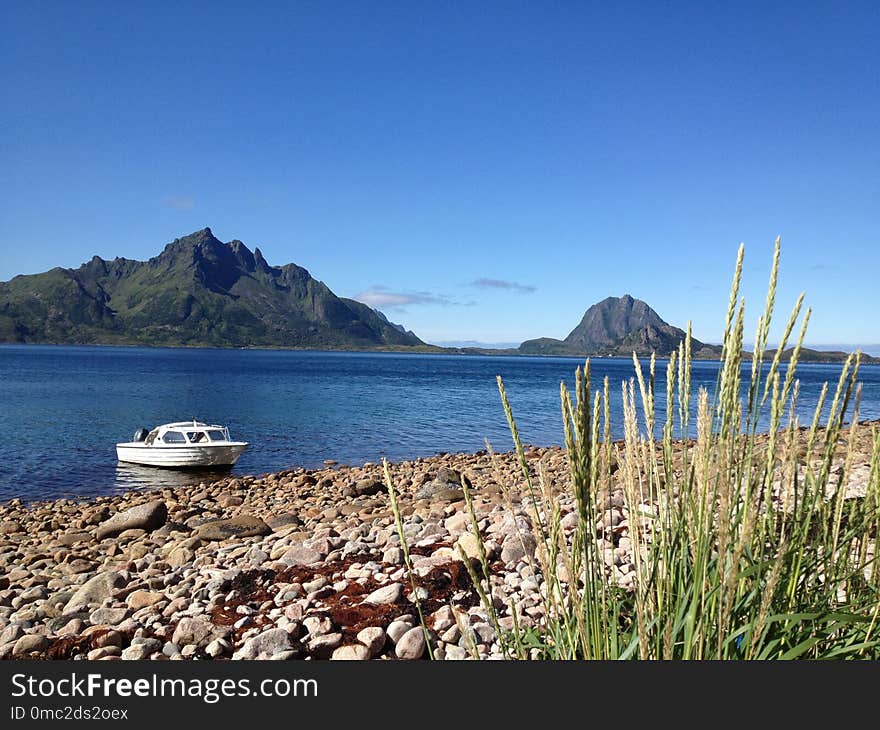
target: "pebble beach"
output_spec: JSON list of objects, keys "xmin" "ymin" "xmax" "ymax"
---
[{"xmin": 1, "ymin": 423, "xmax": 877, "ymax": 661}]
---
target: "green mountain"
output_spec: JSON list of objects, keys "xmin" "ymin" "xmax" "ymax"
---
[
  {"xmin": 0, "ymin": 228, "xmax": 425, "ymax": 349},
  {"xmin": 520, "ymin": 295, "xmax": 719, "ymax": 357}
]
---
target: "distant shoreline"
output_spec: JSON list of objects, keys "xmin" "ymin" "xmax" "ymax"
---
[{"xmin": 1, "ymin": 340, "xmax": 878, "ymax": 365}]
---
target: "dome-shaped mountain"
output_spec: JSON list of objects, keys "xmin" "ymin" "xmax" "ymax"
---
[
  {"xmin": 0, "ymin": 228, "xmax": 425, "ymax": 349},
  {"xmin": 520, "ymin": 295, "xmax": 706, "ymax": 356}
]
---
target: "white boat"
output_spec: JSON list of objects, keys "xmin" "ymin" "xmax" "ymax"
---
[{"xmin": 116, "ymin": 420, "xmax": 249, "ymax": 468}]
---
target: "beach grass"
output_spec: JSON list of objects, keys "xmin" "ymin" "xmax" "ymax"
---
[{"xmin": 387, "ymin": 237, "xmax": 880, "ymax": 659}]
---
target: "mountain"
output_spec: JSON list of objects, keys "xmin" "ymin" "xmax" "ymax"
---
[
  {"xmin": 432, "ymin": 340, "xmax": 522, "ymax": 349},
  {"xmin": 0, "ymin": 228, "xmax": 425, "ymax": 349},
  {"xmin": 520, "ymin": 295, "xmax": 717, "ymax": 357}
]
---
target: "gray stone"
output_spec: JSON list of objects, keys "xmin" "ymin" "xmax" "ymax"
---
[
  {"xmin": 232, "ymin": 628, "xmax": 293, "ymax": 660},
  {"xmin": 363, "ymin": 583, "xmax": 404, "ymax": 605},
  {"xmin": 12, "ymin": 634, "xmax": 50, "ymax": 656},
  {"xmin": 121, "ymin": 643, "xmax": 154, "ymax": 660},
  {"xmin": 0, "ymin": 623, "xmax": 24, "ymax": 645},
  {"xmin": 436, "ymin": 467, "xmax": 462, "ymax": 486},
  {"xmin": 56, "ymin": 531, "xmax": 93, "ymax": 547},
  {"xmin": 307, "ymin": 632, "xmax": 342, "ymax": 658},
  {"xmin": 500, "ymin": 533, "xmax": 537, "ymax": 564},
  {"xmin": 382, "ymin": 547, "xmax": 404, "ymax": 565},
  {"xmin": 395, "ymin": 626, "xmax": 426, "ymax": 660},
  {"xmin": 89, "ymin": 607, "xmax": 130, "ymax": 626},
  {"xmin": 131, "ymin": 637, "xmax": 163, "ymax": 653},
  {"xmin": 244, "ymin": 547, "xmax": 269, "ymax": 567},
  {"xmin": 415, "ymin": 481, "xmax": 464, "ymax": 501},
  {"xmin": 195, "ymin": 515, "xmax": 271, "ymax": 541},
  {"xmin": 172, "ymin": 616, "xmax": 226, "ymax": 648},
  {"xmin": 473, "ymin": 623, "xmax": 496, "ymax": 645},
  {"xmin": 18, "ymin": 586, "xmax": 48, "ymax": 604},
  {"xmin": 331, "ymin": 643, "xmax": 371, "ymax": 660},
  {"xmin": 97, "ymin": 501, "xmax": 167, "ymax": 540},
  {"xmin": 266, "ymin": 513, "xmax": 302, "ymax": 531},
  {"xmin": 64, "ymin": 571, "xmax": 126, "ymax": 612}
]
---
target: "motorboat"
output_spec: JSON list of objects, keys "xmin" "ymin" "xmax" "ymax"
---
[{"xmin": 115, "ymin": 420, "xmax": 249, "ymax": 468}]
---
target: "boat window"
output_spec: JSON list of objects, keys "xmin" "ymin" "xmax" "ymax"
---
[
  {"xmin": 162, "ymin": 431, "xmax": 186, "ymax": 443},
  {"xmin": 206, "ymin": 430, "xmax": 226, "ymax": 441},
  {"xmin": 145, "ymin": 429, "xmax": 159, "ymax": 445},
  {"xmin": 187, "ymin": 431, "xmax": 206, "ymax": 443}
]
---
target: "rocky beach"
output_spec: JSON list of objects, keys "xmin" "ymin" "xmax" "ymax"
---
[{"xmin": 1, "ymin": 423, "xmax": 877, "ymax": 662}]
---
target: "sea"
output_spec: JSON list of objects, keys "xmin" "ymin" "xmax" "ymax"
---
[{"xmin": 1, "ymin": 344, "xmax": 878, "ymax": 503}]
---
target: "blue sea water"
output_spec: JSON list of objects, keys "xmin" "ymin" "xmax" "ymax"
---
[{"xmin": 1, "ymin": 344, "xmax": 878, "ymax": 503}]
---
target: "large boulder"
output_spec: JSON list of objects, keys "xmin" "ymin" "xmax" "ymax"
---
[
  {"xmin": 63, "ymin": 571, "xmax": 126, "ymax": 613},
  {"xmin": 355, "ymin": 479, "xmax": 386, "ymax": 497},
  {"xmin": 13, "ymin": 634, "xmax": 50, "ymax": 656},
  {"xmin": 96, "ymin": 501, "xmax": 167, "ymax": 540},
  {"xmin": 414, "ymin": 467, "xmax": 470, "ymax": 500},
  {"xmin": 195, "ymin": 515, "xmax": 271, "ymax": 541}
]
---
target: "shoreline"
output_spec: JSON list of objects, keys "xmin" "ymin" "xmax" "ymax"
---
[
  {"xmin": 1, "ymin": 422, "xmax": 877, "ymax": 660},
  {"xmin": 2, "ymin": 341, "xmax": 878, "ymax": 365}
]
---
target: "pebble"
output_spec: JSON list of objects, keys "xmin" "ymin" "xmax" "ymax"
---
[
  {"xmin": 363, "ymin": 583, "xmax": 404, "ymax": 605},
  {"xmin": 332, "ymin": 643, "xmax": 371, "ymax": 660},
  {"xmin": 356, "ymin": 626, "xmax": 386, "ymax": 657},
  {"xmin": 386, "ymin": 619, "xmax": 413, "ymax": 644},
  {"xmin": 395, "ymin": 627, "xmax": 426, "ymax": 660}
]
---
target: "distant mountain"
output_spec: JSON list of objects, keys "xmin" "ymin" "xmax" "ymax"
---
[
  {"xmin": 518, "ymin": 296, "xmax": 877, "ymax": 363},
  {"xmin": 520, "ymin": 295, "xmax": 714, "ymax": 357},
  {"xmin": 432, "ymin": 340, "xmax": 522, "ymax": 349},
  {"xmin": 0, "ymin": 228, "xmax": 425, "ymax": 349}
]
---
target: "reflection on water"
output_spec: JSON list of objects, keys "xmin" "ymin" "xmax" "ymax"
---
[{"xmin": 112, "ymin": 463, "xmax": 235, "ymax": 495}]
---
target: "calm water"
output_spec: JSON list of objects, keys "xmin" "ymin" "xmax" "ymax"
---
[{"xmin": 1, "ymin": 344, "xmax": 878, "ymax": 503}]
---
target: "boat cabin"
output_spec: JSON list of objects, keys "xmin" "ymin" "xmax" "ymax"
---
[{"xmin": 143, "ymin": 421, "xmax": 233, "ymax": 446}]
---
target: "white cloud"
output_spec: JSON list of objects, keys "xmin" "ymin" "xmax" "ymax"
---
[
  {"xmin": 354, "ymin": 285, "xmax": 451, "ymax": 309},
  {"xmin": 162, "ymin": 196, "xmax": 195, "ymax": 211},
  {"xmin": 469, "ymin": 277, "xmax": 536, "ymax": 293}
]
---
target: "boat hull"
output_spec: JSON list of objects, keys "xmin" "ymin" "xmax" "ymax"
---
[{"xmin": 115, "ymin": 442, "xmax": 248, "ymax": 468}]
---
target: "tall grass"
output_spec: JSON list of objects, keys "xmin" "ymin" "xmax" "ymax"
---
[{"xmin": 385, "ymin": 239, "xmax": 880, "ymax": 659}]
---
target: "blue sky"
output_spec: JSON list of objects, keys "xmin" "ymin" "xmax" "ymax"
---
[{"xmin": 2, "ymin": 1, "xmax": 878, "ymax": 348}]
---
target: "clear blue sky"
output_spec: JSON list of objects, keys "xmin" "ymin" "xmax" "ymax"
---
[{"xmin": 2, "ymin": 1, "xmax": 878, "ymax": 348}]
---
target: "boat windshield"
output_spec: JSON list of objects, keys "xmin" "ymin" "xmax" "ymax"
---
[{"xmin": 206, "ymin": 430, "xmax": 227, "ymax": 442}]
